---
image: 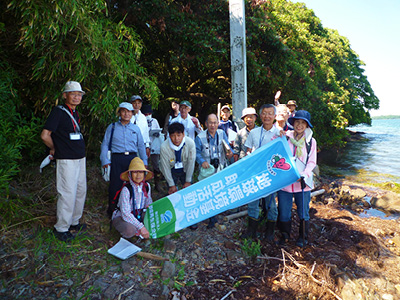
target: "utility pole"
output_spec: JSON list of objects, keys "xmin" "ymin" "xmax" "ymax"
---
[{"xmin": 229, "ymin": 0, "xmax": 247, "ymax": 129}]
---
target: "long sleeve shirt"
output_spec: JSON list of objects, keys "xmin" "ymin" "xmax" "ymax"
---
[
  {"xmin": 131, "ymin": 111, "xmax": 150, "ymax": 147},
  {"xmin": 195, "ymin": 129, "xmax": 232, "ymax": 165},
  {"xmin": 100, "ymin": 121, "xmax": 147, "ymax": 166},
  {"xmin": 160, "ymin": 137, "xmax": 196, "ymax": 186},
  {"xmin": 112, "ymin": 181, "xmax": 152, "ymax": 234},
  {"xmin": 281, "ymin": 130, "xmax": 317, "ymax": 193}
]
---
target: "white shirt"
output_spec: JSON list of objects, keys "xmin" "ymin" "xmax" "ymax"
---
[
  {"xmin": 131, "ymin": 110, "xmax": 150, "ymax": 147},
  {"xmin": 170, "ymin": 113, "xmax": 202, "ymax": 140},
  {"xmin": 244, "ymin": 125, "xmax": 280, "ymax": 152}
]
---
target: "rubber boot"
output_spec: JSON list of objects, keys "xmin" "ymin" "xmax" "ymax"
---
[
  {"xmin": 277, "ymin": 221, "xmax": 291, "ymax": 245},
  {"xmin": 264, "ymin": 221, "xmax": 276, "ymax": 242},
  {"xmin": 296, "ymin": 220, "xmax": 309, "ymax": 247},
  {"xmin": 241, "ymin": 217, "xmax": 258, "ymax": 239}
]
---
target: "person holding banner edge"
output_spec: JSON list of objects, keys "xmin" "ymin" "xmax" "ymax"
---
[
  {"xmin": 195, "ymin": 113, "xmax": 233, "ymax": 228},
  {"xmin": 242, "ymin": 104, "xmax": 283, "ymax": 241},
  {"xmin": 277, "ymin": 110, "xmax": 317, "ymax": 247}
]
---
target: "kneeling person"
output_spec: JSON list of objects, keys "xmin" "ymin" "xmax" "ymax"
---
[
  {"xmin": 160, "ymin": 123, "xmax": 196, "ymax": 195},
  {"xmin": 112, "ymin": 157, "xmax": 153, "ymax": 239}
]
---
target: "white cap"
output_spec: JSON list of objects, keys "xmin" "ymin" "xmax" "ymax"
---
[
  {"xmin": 117, "ymin": 102, "xmax": 134, "ymax": 112},
  {"xmin": 62, "ymin": 81, "xmax": 85, "ymax": 94},
  {"xmin": 241, "ymin": 107, "xmax": 258, "ymax": 119}
]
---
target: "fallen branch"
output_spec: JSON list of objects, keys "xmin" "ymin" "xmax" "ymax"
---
[
  {"xmin": 118, "ymin": 283, "xmax": 135, "ymax": 300},
  {"xmin": 0, "ymin": 216, "xmax": 47, "ymax": 232},
  {"xmin": 223, "ymin": 210, "xmax": 247, "ymax": 221},
  {"xmin": 137, "ymin": 252, "xmax": 169, "ymax": 261},
  {"xmin": 220, "ymin": 289, "xmax": 236, "ymax": 300}
]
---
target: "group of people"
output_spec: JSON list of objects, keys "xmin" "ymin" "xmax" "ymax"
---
[{"xmin": 41, "ymin": 81, "xmax": 316, "ymax": 248}]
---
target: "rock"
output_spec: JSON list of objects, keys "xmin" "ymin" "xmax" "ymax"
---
[
  {"xmin": 92, "ymin": 278, "xmax": 109, "ymax": 292},
  {"xmin": 215, "ymin": 224, "xmax": 227, "ymax": 232},
  {"xmin": 132, "ymin": 291, "xmax": 154, "ymax": 300},
  {"xmin": 224, "ymin": 240, "xmax": 236, "ymax": 249},
  {"xmin": 361, "ymin": 200, "xmax": 371, "ymax": 208},
  {"xmin": 370, "ymin": 192, "xmax": 400, "ymax": 213},
  {"xmin": 350, "ymin": 188, "xmax": 366, "ymax": 199},
  {"xmin": 104, "ymin": 282, "xmax": 120, "ymax": 299},
  {"xmin": 121, "ymin": 260, "xmax": 132, "ymax": 276},
  {"xmin": 226, "ymin": 250, "xmax": 241, "ymax": 260},
  {"xmin": 158, "ymin": 285, "xmax": 170, "ymax": 300},
  {"xmin": 163, "ymin": 239, "xmax": 176, "ymax": 254},
  {"xmin": 161, "ymin": 261, "xmax": 176, "ymax": 280}
]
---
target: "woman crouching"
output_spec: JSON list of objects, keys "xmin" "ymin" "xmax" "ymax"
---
[
  {"xmin": 278, "ymin": 110, "xmax": 317, "ymax": 247},
  {"xmin": 112, "ymin": 157, "xmax": 153, "ymax": 239}
]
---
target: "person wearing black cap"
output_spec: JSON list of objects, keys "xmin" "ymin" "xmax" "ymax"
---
[
  {"xmin": 277, "ymin": 110, "xmax": 317, "ymax": 247},
  {"xmin": 129, "ymin": 95, "xmax": 151, "ymax": 158},
  {"xmin": 170, "ymin": 100, "xmax": 202, "ymax": 140}
]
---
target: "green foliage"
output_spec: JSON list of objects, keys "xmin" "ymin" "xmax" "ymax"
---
[
  {"xmin": 5, "ymin": 0, "xmax": 160, "ymax": 154},
  {"xmin": 0, "ymin": 59, "xmax": 42, "ymax": 194},
  {"xmin": 241, "ymin": 238, "xmax": 262, "ymax": 259}
]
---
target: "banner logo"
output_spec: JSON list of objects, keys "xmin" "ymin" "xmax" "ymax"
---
[{"xmin": 267, "ymin": 154, "xmax": 291, "ymax": 175}]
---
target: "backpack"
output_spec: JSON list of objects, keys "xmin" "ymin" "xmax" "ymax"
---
[{"xmin": 108, "ymin": 181, "xmax": 150, "ymax": 219}]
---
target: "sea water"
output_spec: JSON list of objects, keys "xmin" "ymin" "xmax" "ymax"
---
[{"xmin": 344, "ymin": 118, "xmax": 400, "ymax": 184}]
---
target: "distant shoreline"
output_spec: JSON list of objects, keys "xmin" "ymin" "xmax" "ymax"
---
[{"xmin": 372, "ymin": 115, "xmax": 400, "ymax": 120}]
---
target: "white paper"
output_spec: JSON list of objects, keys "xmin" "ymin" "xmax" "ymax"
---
[
  {"xmin": 227, "ymin": 128, "xmax": 237, "ymax": 143},
  {"xmin": 108, "ymin": 237, "xmax": 142, "ymax": 260}
]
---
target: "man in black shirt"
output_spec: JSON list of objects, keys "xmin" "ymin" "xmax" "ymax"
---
[{"xmin": 41, "ymin": 81, "xmax": 87, "ymax": 242}]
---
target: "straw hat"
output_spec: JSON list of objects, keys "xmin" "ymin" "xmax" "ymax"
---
[{"xmin": 120, "ymin": 157, "xmax": 153, "ymax": 181}]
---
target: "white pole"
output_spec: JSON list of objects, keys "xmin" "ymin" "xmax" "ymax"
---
[{"xmin": 229, "ymin": 0, "xmax": 247, "ymax": 129}]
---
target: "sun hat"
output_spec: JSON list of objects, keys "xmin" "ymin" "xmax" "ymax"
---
[
  {"xmin": 221, "ymin": 105, "xmax": 231, "ymax": 112},
  {"xmin": 120, "ymin": 157, "xmax": 153, "ymax": 181},
  {"xmin": 288, "ymin": 110, "xmax": 313, "ymax": 128},
  {"xmin": 180, "ymin": 100, "xmax": 192, "ymax": 108},
  {"xmin": 117, "ymin": 102, "xmax": 134, "ymax": 113},
  {"xmin": 241, "ymin": 107, "xmax": 258, "ymax": 119},
  {"xmin": 62, "ymin": 81, "xmax": 85, "ymax": 94},
  {"xmin": 130, "ymin": 95, "xmax": 143, "ymax": 103},
  {"xmin": 198, "ymin": 165, "xmax": 216, "ymax": 181},
  {"xmin": 287, "ymin": 100, "xmax": 297, "ymax": 107}
]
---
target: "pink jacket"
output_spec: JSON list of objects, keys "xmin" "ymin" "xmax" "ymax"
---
[{"xmin": 281, "ymin": 129, "xmax": 317, "ymax": 193}]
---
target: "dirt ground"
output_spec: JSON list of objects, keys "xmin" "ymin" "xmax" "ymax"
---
[{"xmin": 1, "ymin": 164, "xmax": 400, "ymax": 300}]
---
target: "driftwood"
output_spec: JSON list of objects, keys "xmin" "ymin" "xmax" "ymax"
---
[{"xmin": 224, "ymin": 189, "xmax": 326, "ymax": 222}]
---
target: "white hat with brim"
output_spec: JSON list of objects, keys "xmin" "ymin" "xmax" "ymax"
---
[
  {"xmin": 241, "ymin": 107, "xmax": 258, "ymax": 119},
  {"xmin": 117, "ymin": 102, "xmax": 134, "ymax": 113},
  {"xmin": 62, "ymin": 81, "xmax": 85, "ymax": 94}
]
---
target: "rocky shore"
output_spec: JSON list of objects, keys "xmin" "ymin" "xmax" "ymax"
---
[{"xmin": 1, "ymin": 166, "xmax": 400, "ymax": 300}]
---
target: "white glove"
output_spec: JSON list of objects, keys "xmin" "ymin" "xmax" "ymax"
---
[
  {"xmin": 102, "ymin": 165, "xmax": 111, "ymax": 182},
  {"xmin": 40, "ymin": 155, "xmax": 53, "ymax": 173}
]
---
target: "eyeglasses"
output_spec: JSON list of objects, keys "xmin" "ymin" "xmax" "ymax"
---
[{"xmin": 261, "ymin": 112, "xmax": 275, "ymax": 116}]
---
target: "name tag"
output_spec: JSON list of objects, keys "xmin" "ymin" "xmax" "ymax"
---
[
  {"xmin": 70, "ymin": 133, "xmax": 82, "ymax": 140},
  {"xmin": 174, "ymin": 161, "xmax": 183, "ymax": 169}
]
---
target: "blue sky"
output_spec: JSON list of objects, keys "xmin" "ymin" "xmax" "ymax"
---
[{"xmin": 292, "ymin": 0, "xmax": 400, "ymax": 116}]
